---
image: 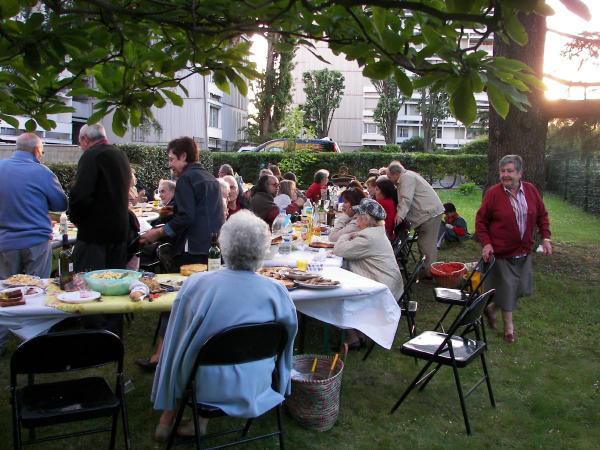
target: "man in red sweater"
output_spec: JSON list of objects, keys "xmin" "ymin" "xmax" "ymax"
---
[{"xmin": 476, "ymin": 155, "xmax": 552, "ymax": 343}]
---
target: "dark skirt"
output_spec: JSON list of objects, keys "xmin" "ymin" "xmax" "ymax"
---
[{"xmin": 484, "ymin": 254, "xmax": 533, "ymax": 312}]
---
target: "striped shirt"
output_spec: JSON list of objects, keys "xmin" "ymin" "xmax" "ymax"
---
[{"xmin": 504, "ymin": 183, "xmax": 528, "ymax": 239}]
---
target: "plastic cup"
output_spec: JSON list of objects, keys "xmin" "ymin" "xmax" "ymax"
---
[{"xmin": 296, "ymin": 259, "xmax": 309, "ymax": 272}]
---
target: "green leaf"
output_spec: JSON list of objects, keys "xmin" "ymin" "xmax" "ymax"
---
[
  {"xmin": 487, "ymin": 84, "xmax": 510, "ymax": 119},
  {"xmin": 0, "ymin": 0, "xmax": 19, "ymax": 18},
  {"xmin": 162, "ymin": 89, "xmax": 184, "ymax": 107},
  {"xmin": 129, "ymin": 107, "xmax": 141, "ymax": 128},
  {"xmin": 87, "ymin": 109, "xmax": 107, "ymax": 125},
  {"xmin": 36, "ymin": 116, "xmax": 56, "ymax": 130},
  {"xmin": 363, "ymin": 60, "xmax": 394, "ymax": 80},
  {"xmin": 504, "ymin": 15, "xmax": 528, "ymax": 46},
  {"xmin": 394, "ymin": 69, "xmax": 413, "ymax": 97},
  {"xmin": 112, "ymin": 108, "xmax": 128, "ymax": 137},
  {"xmin": 0, "ymin": 114, "xmax": 19, "ymax": 129},
  {"xmin": 212, "ymin": 71, "xmax": 230, "ymax": 94},
  {"xmin": 25, "ymin": 118, "xmax": 37, "ymax": 131},
  {"xmin": 450, "ymin": 79, "xmax": 477, "ymax": 126}
]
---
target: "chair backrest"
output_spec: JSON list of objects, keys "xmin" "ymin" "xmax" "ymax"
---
[
  {"xmin": 461, "ymin": 255, "xmax": 496, "ymax": 297},
  {"xmin": 10, "ymin": 330, "xmax": 123, "ymax": 385},
  {"xmin": 398, "ymin": 255, "xmax": 426, "ymax": 306},
  {"xmin": 193, "ymin": 322, "xmax": 288, "ymax": 368},
  {"xmin": 447, "ymin": 289, "xmax": 496, "ymax": 336}
]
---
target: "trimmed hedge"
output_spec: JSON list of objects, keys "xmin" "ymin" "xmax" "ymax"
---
[
  {"xmin": 46, "ymin": 145, "xmax": 486, "ymax": 191},
  {"xmin": 212, "ymin": 151, "xmax": 487, "ymax": 188},
  {"xmin": 47, "ymin": 145, "xmax": 214, "ymax": 193},
  {"xmin": 455, "ymin": 137, "xmax": 488, "ymax": 154}
]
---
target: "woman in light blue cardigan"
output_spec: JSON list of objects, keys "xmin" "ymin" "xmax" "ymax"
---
[{"xmin": 152, "ymin": 210, "xmax": 297, "ymax": 441}]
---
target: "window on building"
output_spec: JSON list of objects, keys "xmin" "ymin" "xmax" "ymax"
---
[
  {"xmin": 363, "ymin": 123, "xmax": 378, "ymax": 134},
  {"xmin": 209, "ymin": 106, "xmax": 220, "ymax": 128},
  {"xmin": 397, "ymin": 126, "xmax": 409, "ymax": 138},
  {"xmin": 436, "ymin": 127, "xmax": 443, "ymax": 139},
  {"xmin": 210, "ymin": 93, "xmax": 221, "ymax": 102}
]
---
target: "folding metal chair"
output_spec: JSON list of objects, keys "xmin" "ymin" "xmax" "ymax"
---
[
  {"xmin": 433, "ymin": 256, "xmax": 496, "ymax": 338},
  {"xmin": 363, "ymin": 256, "xmax": 427, "ymax": 361},
  {"xmin": 390, "ymin": 290, "xmax": 496, "ymax": 435},
  {"xmin": 166, "ymin": 322, "xmax": 288, "ymax": 450},
  {"xmin": 10, "ymin": 330, "xmax": 131, "ymax": 450}
]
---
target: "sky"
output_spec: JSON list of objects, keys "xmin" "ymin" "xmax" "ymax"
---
[
  {"xmin": 249, "ymin": 1, "xmax": 600, "ymax": 101},
  {"xmin": 545, "ymin": 0, "xmax": 600, "ymax": 99}
]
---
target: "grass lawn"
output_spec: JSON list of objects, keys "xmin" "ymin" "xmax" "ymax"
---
[{"xmin": 0, "ymin": 191, "xmax": 598, "ymax": 449}]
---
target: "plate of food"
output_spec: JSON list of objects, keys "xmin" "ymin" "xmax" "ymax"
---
[
  {"xmin": 180, "ymin": 264, "xmax": 208, "ymax": 276},
  {"xmin": 3, "ymin": 274, "xmax": 44, "ymax": 288},
  {"xmin": 256, "ymin": 267, "xmax": 296, "ymax": 290},
  {"xmin": 281, "ymin": 270, "xmax": 319, "ymax": 281},
  {"xmin": 294, "ymin": 277, "xmax": 341, "ymax": 289},
  {"xmin": 57, "ymin": 290, "xmax": 101, "ymax": 304},
  {"xmin": 21, "ymin": 286, "xmax": 44, "ymax": 298},
  {"xmin": 309, "ymin": 241, "xmax": 334, "ymax": 249},
  {"xmin": 0, "ymin": 288, "xmax": 26, "ymax": 307},
  {"xmin": 271, "ymin": 234, "xmax": 300, "ymax": 245}
]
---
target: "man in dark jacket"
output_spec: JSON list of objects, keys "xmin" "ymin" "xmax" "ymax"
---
[
  {"xmin": 137, "ymin": 137, "xmax": 224, "ymax": 371},
  {"xmin": 140, "ymin": 137, "xmax": 223, "ymax": 268},
  {"xmin": 68, "ymin": 123, "xmax": 131, "ymax": 336},
  {"xmin": 69, "ymin": 123, "xmax": 131, "ymax": 270}
]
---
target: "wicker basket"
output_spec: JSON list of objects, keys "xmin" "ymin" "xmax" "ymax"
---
[
  {"xmin": 430, "ymin": 262, "xmax": 467, "ymax": 288},
  {"xmin": 286, "ymin": 354, "xmax": 345, "ymax": 431}
]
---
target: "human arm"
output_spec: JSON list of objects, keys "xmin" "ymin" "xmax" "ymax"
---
[
  {"xmin": 394, "ymin": 174, "xmax": 416, "ymax": 225},
  {"xmin": 44, "ymin": 169, "xmax": 68, "ymax": 212},
  {"xmin": 328, "ymin": 214, "xmax": 355, "ymax": 242},
  {"xmin": 333, "ymin": 231, "xmax": 371, "ymax": 259}
]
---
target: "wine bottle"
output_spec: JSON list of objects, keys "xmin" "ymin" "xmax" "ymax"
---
[
  {"xmin": 58, "ymin": 234, "xmax": 74, "ymax": 290},
  {"xmin": 208, "ymin": 233, "xmax": 221, "ymax": 272}
]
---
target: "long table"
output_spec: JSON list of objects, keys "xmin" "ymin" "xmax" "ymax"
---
[{"xmin": 0, "ymin": 267, "xmax": 400, "ymax": 349}]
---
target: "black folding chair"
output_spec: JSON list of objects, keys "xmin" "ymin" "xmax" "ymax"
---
[
  {"xmin": 390, "ymin": 289, "xmax": 496, "ymax": 435},
  {"xmin": 166, "ymin": 322, "xmax": 288, "ymax": 450},
  {"xmin": 10, "ymin": 330, "xmax": 131, "ymax": 450},
  {"xmin": 363, "ymin": 256, "xmax": 427, "ymax": 361},
  {"xmin": 433, "ymin": 256, "xmax": 496, "ymax": 338}
]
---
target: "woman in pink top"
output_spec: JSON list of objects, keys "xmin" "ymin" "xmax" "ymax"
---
[{"xmin": 374, "ymin": 177, "xmax": 398, "ymax": 240}]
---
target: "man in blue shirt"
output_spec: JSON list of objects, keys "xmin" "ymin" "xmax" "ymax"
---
[{"xmin": 0, "ymin": 133, "xmax": 68, "ymax": 353}]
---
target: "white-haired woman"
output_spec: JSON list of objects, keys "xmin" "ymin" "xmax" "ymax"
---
[
  {"xmin": 305, "ymin": 169, "xmax": 329, "ymax": 203},
  {"xmin": 152, "ymin": 210, "xmax": 298, "ymax": 441},
  {"xmin": 333, "ymin": 198, "xmax": 404, "ymax": 349}
]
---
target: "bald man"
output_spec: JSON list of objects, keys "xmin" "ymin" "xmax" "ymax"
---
[{"xmin": 0, "ymin": 133, "xmax": 68, "ymax": 353}]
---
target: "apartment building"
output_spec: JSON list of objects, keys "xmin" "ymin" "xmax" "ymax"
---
[
  {"xmin": 103, "ymin": 73, "xmax": 248, "ymax": 151},
  {"xmin": 291, "ymin": 37, "xmax": 490, "ymax": 151},
  {"xmin": 0, "ymin": 74, "xmax": 248, "ymax": 151}
]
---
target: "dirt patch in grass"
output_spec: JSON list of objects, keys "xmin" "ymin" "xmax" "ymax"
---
[{"xmin": 534, "ymin": 242, "xmax": 600, "ymax": 284}]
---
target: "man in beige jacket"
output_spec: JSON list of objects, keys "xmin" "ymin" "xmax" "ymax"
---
[{"xmin": 387, "ymin": 161, "xmax": 444, "ymax": 277}]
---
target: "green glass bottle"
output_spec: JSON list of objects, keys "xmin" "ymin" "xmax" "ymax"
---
[{"xmin": 208, "ymin": 233, "xmax": 221, "ymax": 272}]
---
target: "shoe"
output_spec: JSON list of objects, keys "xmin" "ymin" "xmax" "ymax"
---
[
  {"xmin": 504, "ymin": 332, "xmax": 515, "ymax": 344},
  {"xmin": 346, "ymin": 340, "xmax": 364, "ymax": 351},
  {"xmin": 177, "ymin": 418, "xmax": 208, "ymax": 437},
  {"xmin": 136, "ymin": 357, "xmax": 158, "ymax": 372},
  {"xmin": 484, "ymin": 307, "xmax": 497, "ymax": 330},
  {"xmin": 154, "ymin": 423, "xmax": 173, "ymax": 442}
]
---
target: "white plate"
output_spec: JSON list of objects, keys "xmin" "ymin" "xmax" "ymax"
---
[
  {"xmin": 20, "ymin": 286, "xmax": 44, "ymax": 298},
  {"xmin": 57, "ymin": 290, "xmax": 101, "ymax": 303},
  {"xmin": 138, "ymin": 211, "xmax": 159, "ymax": 221},
  {"xmin": 282, "ymin": 270, "xmax": 319, "ymax": 281},
  {"xmin": 294, "ymin": 280, "xmax": 341, "ymax": 290},
  {"xmin": 3, "ymin": 275, "xmax": 42, "ymax": 288}
]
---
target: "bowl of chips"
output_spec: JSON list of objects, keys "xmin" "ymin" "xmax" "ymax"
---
[{"xmin": 82, "ymin": 269, "xmax": 140, "ymax": 295}]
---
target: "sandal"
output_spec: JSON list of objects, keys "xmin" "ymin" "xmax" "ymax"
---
[
  {"xmin": 154, "ymin": 423, "xmax": 173, "ymax": 443},
  {"xmin": 504, "ymin": 332, "xmax": 515, "ymax": 344}
]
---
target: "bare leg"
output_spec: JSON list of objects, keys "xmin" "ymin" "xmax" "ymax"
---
[{"xmin": 150, "ymin": 337, "xmax": 163, "ymax": 364}]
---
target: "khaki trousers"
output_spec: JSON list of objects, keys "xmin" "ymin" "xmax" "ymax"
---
[{"xmin": 416, "ymin": 214, "xmax": 443, "ymax": 274}]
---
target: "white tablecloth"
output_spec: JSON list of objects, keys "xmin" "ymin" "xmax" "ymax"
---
[
  {"xmin": 263, "ymin": 249, "xmax": 343, "ymax": 268},
  {"xmin": 0, "ymin": 268, "xmax": 400, "ymax": 349}
]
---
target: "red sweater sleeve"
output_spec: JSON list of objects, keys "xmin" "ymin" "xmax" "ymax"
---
[{"xmin": 305, "ymin": 183, "xmax": 321, "ymax": 203}]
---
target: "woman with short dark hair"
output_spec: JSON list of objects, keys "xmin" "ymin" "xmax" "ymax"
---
[
  {"xmin": 329, "ymin": 188, "xmax": 367, "ymax": 242},
  {"xmin": 375, "ymin": 177, "xmax": 398, "ymax": 240}
]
